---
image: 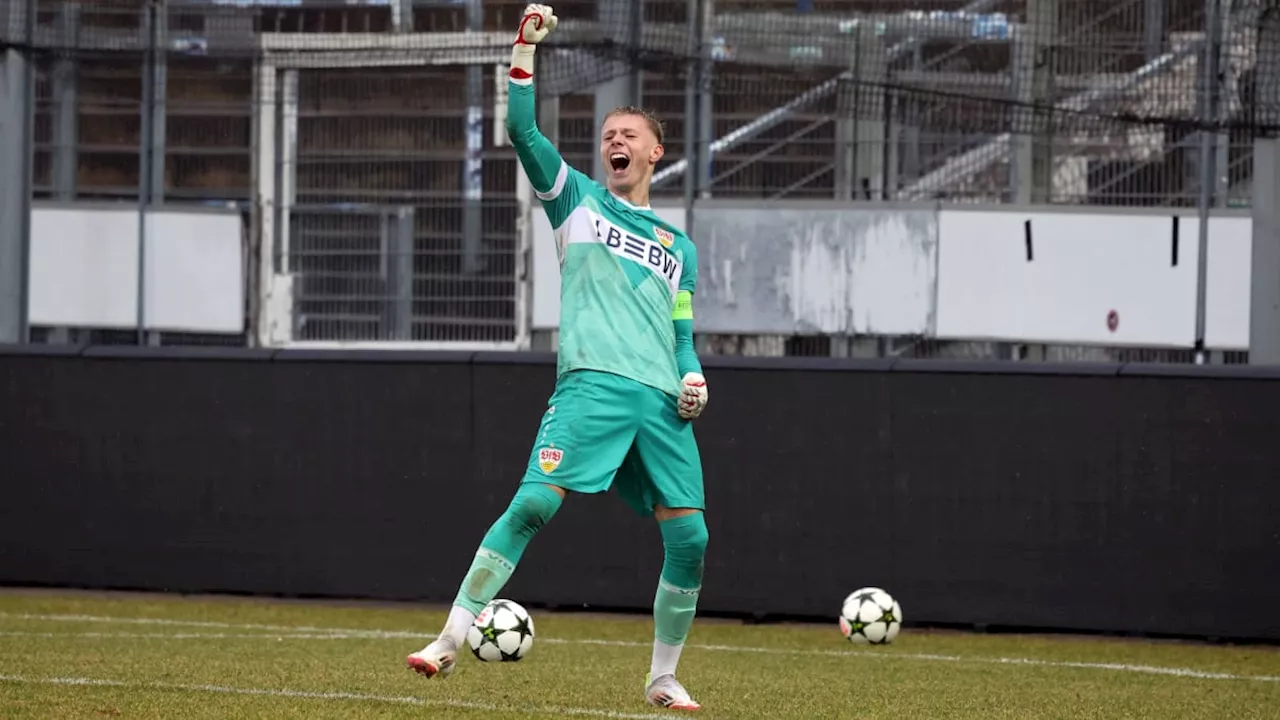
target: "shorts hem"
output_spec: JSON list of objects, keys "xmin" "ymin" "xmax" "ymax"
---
[{"xmin": 519, "ymin": 472, "xmax": 613, "ymax": 496}]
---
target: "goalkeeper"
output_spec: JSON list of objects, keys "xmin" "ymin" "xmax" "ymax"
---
[{"xmin": 405, "ymin": 3, "xmax": 709, "ymax": 712}]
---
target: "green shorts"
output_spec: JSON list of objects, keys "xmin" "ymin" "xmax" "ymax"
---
[{"xmin": 521, "ymin": 369, "xmax": 704, "ymax": 517}]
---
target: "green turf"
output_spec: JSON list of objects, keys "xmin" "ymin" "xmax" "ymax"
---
[{"xmin": 0, "ymin": 589, "xmax": 1277, "ymax": 719}]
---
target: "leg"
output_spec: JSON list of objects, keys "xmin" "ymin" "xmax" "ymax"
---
[
  {"xmin": 407, "ymin": 370, "xmax": 639, "ymax": 679},
  {"xmin": 620, "ymin": 382, "xmax": 708, "ymax": 710},
  {"xmin": 645, "ymin": 504, "xmax": 707, "ymax": 711},
  {"xmin": 406, "ymin": 481, "xmax": 565, "ymax": 678}
]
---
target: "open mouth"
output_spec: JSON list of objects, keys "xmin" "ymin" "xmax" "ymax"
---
[{"xmin": 609, "ymin": 153, "xmax": 631, "ymax": 173}]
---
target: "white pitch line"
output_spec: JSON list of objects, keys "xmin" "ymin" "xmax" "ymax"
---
[
  {"xmin": 2, "ymin": 612, "xmax": 1278, "ymax": 684},
  {"xmin": 0, "ymin": 675, "xmax": 674, "ymax": 720},
  {"xmin": 0, "ymin": 631, "xmax": 396, "ymax": 640},
  {"xmin": 0, "ymin": 612, "xmax": 426, "ymax": 638}
]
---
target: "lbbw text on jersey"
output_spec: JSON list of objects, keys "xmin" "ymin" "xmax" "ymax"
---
[{"xmin": 593, "ymin": 217, "xmax": 682, "ymax": 292}]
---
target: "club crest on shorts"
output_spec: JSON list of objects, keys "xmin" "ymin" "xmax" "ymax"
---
[
  {"xmin": 653, "ymin": 225, "xmax": 675, "ymax": 248},
  {"xmin": 537, "ymin": 446, "xmax": 564, "ymax": 474}
]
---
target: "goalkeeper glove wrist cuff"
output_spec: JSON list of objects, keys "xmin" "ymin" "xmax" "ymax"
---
[{"xmin": 510, "ymin": 44, "xmax": 536, "ymax": 81}]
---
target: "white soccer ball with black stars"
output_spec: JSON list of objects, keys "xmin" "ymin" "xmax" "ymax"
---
[
  {"xmin": 839, "ymin": 587, "xmax": 902, "ymax": 644},
  {"xmin": 467, "ymin": 599, "xmax": 536, "ymax": 662}
]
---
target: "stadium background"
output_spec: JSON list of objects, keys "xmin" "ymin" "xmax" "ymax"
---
[
  {"xmin": 1, "ymin": 0, "xmax": 1279, "ymax": 677},
  {"xmin": 3, "ymin": 0, "xmax": 1276, "ymax": 364}
]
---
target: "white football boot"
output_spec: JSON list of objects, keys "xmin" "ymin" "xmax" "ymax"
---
[
  {"xmin": 405, "ymin": 639, "xmax": 457, "ymax": 679},
  {"xmin": 644, "ymin": 673, "xmax": 701, "ymax": 711}
]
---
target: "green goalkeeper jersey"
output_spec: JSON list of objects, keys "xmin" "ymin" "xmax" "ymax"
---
[{"xmin": 506, "ymin": 79, "xmax": 699, "ymax": 399}]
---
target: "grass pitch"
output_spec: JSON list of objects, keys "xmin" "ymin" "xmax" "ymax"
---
[{"xmin": 1, "ymin": 588, "xmax": 1277, "ymax": 719}]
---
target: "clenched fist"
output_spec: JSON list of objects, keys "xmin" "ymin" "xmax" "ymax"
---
[
  {"xmin": 678, "ymin": 372, "xmax": 708, "ymax": 420},
  {"xmin": 515, "ymin": 4, "xmax": 558, "ymax": 46}
]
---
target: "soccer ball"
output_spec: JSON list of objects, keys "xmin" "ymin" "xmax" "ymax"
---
[
  {"xmin": 466, "ymin": 599, "xmax": 536, "ymax": 662},
  {"xmin": 839, "ymin": 587, "xmax": 902, "ymax": 644}
]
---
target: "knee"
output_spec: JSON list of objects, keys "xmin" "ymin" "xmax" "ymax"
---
[
  {"xmin": 662, "ymin": 512, "xmax": 708, "ymax": 560},
  {"xmin": 684, "ymin": 515, "xmax": 709, "ymax": 559},
  {"xmin": 506, "ymin": 482, "xmax": 563, "ymax": 535}
]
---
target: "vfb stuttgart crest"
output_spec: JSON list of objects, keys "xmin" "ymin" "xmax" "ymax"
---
[
  {"xmin": 653, "ymin": 225, "xmax": 675, "ymax": 248},
  {"xmin": 538, "ymin": 446, "xmax": 564, "ymax": 474}
]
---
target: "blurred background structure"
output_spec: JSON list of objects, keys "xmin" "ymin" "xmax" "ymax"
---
[{"xmin": 1, "ymin": 0, "xmax": 1277, "ymax": 363}]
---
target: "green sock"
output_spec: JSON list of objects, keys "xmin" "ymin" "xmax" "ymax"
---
[
  {"xmin": 453, "ymin": 482, "xmax": 563, "ymax": 615},
  {"xmin": 652, "ymin": 513, "xmax": 708, "ymax": 649}
]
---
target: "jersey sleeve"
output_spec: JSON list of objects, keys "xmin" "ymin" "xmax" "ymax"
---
[
  {"xmin": 672, "ymin": 239, "xmax": 701, "ymax": 377},
  {"xmin": 506, "ymin": 79, "xmax": 589, "ymax": 229},
  {"xmin": 678, "ymin": 239, "xmax": 698, "ymax": 294}
]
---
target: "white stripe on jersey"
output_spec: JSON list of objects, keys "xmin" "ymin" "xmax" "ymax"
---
[
  {"xmin": 535, "ymin": 161, "xmax": 569, "ymax": 201},
  {"xmin": 559, "ymin": 209, "xmax": 683, "ymax": 298}
]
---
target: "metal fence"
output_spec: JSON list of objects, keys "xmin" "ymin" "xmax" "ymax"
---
[
  {"xmin": 0, "ymin": 0, "xmax": 1271, "ymax": 361},
  {"xmin": 544, "ymin": 0, "xmax": 1264, "ymax": 209}
]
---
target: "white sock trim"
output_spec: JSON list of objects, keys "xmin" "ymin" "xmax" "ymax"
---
[
  {"xmin": 475, "ymin": 547, "xmax": 515, "ymax": 572},
  {"xmin": 658, "ymin": 577, "xmax": 701, "ymax": 596}
]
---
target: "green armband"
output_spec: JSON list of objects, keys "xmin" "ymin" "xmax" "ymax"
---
[{"xmin": 672, "ymin": 291, "xmax": 694, "ymax": 321}]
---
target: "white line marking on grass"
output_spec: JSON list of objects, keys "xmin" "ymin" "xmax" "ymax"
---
[
  {"xmin": 0, "ymin": 631, "xmax": 401, "ymax": 640},
  {"xmin": 0, "ymin": 675, "xmax": 674, "ymax": 720},
  {"xmin": 675, "ymin": 642, "xmax": 1280, "ymax": 683},
  {"xmin": 3, "ymin": 612, "xmax": 1278, "ymax": 684},
  {"xmin": 0, "ymin": 613, "xmax": 426, "ymax": 638}
]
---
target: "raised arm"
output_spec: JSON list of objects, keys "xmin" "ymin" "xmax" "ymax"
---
[{"xmin": 506, "ymin": 4, "xmax": 579, "ymax": 222}]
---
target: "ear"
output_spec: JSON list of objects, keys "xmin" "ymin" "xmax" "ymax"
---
[{"xmin": 650, "ymin": 143, "xmax": 664, "ymax": 164}]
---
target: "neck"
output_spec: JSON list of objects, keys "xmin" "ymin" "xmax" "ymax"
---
[{"xmin": 612, "ymin": 184, "xmax": 651, "ymax": 209}]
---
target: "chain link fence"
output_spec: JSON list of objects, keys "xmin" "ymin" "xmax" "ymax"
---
[{"xmin": 2, "ymin": 0, "xmax": 1270, "ymax": 361}]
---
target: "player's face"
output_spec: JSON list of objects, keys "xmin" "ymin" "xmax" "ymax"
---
[{"xmin": 600, "ymin": 114, "xmax": 663, "ymax": 193}]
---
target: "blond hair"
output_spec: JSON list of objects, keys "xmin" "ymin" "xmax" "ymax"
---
[{"xmin": 604, "ymin": 105, "xmax": 665, "ymax": 144}]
